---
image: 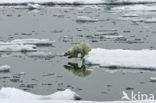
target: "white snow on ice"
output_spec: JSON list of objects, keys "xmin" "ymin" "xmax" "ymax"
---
[
  {"xmin": 0, "ymin": 0, "xmax": 156, "ymax": 4},
  {"xmin": 112, "ymin": 5, "xmax": 156, "ymax": 11},
  {"xmin": 0, "ymin": 39, "xmax": 54, "ymax": 45},
  {"xmin": 0, "ymin": 87, "xmax": 155, "ymax": 103},
  {"xmin": 0, "ymin": 39, "xmax": 54, "ymax": 52},
  {"xmin": 11, "ymin": 39, "xmax": 54, "ymax": 45},
  {"xmin": 85, "ymin": 48, "xmax": 156, "ymax": 69},
  {"xmin": 0, "ymin": 87, "xmax": 81, "ymax": 100},
  {"xmin": 0, "ymin": 44, "xmax": 37, "ymax": 52}
]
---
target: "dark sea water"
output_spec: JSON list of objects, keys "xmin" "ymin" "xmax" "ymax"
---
[{"xmin": 0, "ymin": 3, "xmax": 156, "ymax": 101}]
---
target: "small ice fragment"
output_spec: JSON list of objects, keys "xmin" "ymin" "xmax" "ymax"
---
[
  {"xmin": 27, "ymin": 3, "xmax": 41, "ymax": 9},
  {"xmin": 0, "ymin": 65, "xmax": 10, "ymax": 73},
  {"xmin": 103, "ymin": 35, "xmax": 124, "ymax": 39},
  {"xmin": 76, "ymin": 16, "xmax": 98, "ymax": 22},
  {"xmin": 19, "ymin": 72, "xmax": 26, "ymax": 75},
  {"xmin": 144, "ymin": 18, "xmax": 156, "ymax": 23},
  {"xmin": 150, "ymin": 77, "xmax": 156, "ymax": 82}
]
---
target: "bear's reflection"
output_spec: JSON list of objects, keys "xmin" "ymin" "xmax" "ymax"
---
[{"xmin": 64, "ymin": 62, "xmax": 92, "ymax": 77}]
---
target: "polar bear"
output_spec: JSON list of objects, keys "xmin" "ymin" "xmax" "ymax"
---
[{"xmin": 64, "ymin": 42, "xmax": 91, "ymax": 58}]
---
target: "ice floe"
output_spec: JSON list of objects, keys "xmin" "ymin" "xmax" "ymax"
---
[
  {"xmin": 0, "ymin": 87, "xmax": 155, "ymax": 103},
  {"xmin": 11, "ymin": 39, "xmax": 54, "ymax": 46},
  {"xmin": 0, "ymin": 45, "xmax": 37, "ymax": 52},
  {"xmin": 121, "ymin": 14, "xmax": 139, "ymax": 17},
  {"xmin": 0, "ymin": 39, "xmax": 54, "ymax": 52},
  {"xmin": 0, "ymin": 0, "xmax": 156, "ymax": 5},
  {"xmin": 150, "ymin": 77, "xmax": 156, "ymax": 82},
  {"xmin": 27, "ymin": 3, "xmax": 41, "ymax": 9},
  {"xmin": 0, "ymin": 65, "xmax": 10, "ymax": 73},
  {"xmin": 0, "ymin": 87, "xmax": 81, "ymax": 100},
  {"xmin": 76, "ymin": 16, "xmax": 98, "ymax": 23},
  {"xmin": 143, "ymin": 18, "xmax": 156, "ymax": 23},
  {"xmin": 112, "ymin": 5, "xmax": 156, "ymax": 11},
  {"xmin": 85, "ymin": 48, "xmax": 156, "ymax": 70},
  {"xmin": 103, "ymin": 35, "xmax": 124, "ymax": 39},
  {"xmin": 0, "ymin": 39, "xmax": 54, "ymax": 46}
]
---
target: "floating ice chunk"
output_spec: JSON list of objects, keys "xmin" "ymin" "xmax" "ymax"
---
[
  {"xmin": 95, "ymin": 31, "xmax": 118, "ymax": 36},
  {"xmin": 27, "ymin": 3, "xmax": 41, "ymax": 9},
  {"xmin": 19, "ymin": 72, "xmax": 26, "ymax": 75},
  {"xmin": 0, "ymin": 87, "xmax": 81, "ymax": 100},
  {"xmin": 0, "ymin": 45, "xmax": 37, "ymax": 52},
  {"xmin": 26, "ymin": 52, "xmax": 54, "ymax": 59},
  {"xmin": 150, "ymin": 77, "xmax": 156, "ymax": 82},
  {"xmin": 103, "ymin": 35, "xmax": 124, "ymax": 39},
  {"xmin": 0, "ymin": 41, "xmax": 13, "ymax": 45},
  {"xmin": 0, "ymin": 65, "xmax": 10, "ymax": 73},
  {"xmin": 119, "ymin": 17, "xmax": 156, "ymax": 23},
  {"xmin": 143, "ymin": 18, "xmax": 156, "ymax": 23},
  {"xmin": 85, "ymin": 48, "xmax": 156, "ymax": 69},
  {"xmin": 112, "ymin": 5, "xmax": 156, "ymax": 11},
  {"xmin": 118, "ymin": 17, "xmax": 144, "ymax": 22},
  {"xmin": 76, "ymin": 16, "xmax": 98, "ymax": 23},
  {"xmin": 122, "ymin": 13, "xmax": 139, "ymax": 17},
  {"xmin": 11, "ymin": 39, "xmax": 54, "ymax": 46}
]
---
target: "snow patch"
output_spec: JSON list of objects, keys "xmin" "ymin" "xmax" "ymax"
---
[
  {"xmin": 0, "ymin": 87, "xmax": 81, "ymax": 100},
  {"xmin": 0, "ymin": 45, "xmax": 37, "ymax": 52},
  {"xmin": 0, "ymin": 87, "xmax": 155, "ymax": 103},
  {"xmin": 85, "ymin": 48, "xmax": 156, "ymax": 70}
]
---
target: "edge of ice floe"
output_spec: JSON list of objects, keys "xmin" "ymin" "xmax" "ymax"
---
[
  {"xmin": 0, "ymin": 0, "xmax": 156, "ymax": 5},
  {"xmin": 0, "ymin": 39, "xmax": 54, "ymax": 52},
  {"xmin": 85, "ymin": 48, "xmax": 156, "ymax": 70},
  {"xmin": 0, "ymin": 87, "xmax": 81, "ymax": 100},
  {"xmin": 0, "ymin": 87, "xmax": 155, "ymax": 103},
  {"xmin": 0, "ymin": 65, "xmax": 10, "ymax": 72},
  {"xmin": 0, "ymin": 44, "xmax": 37, "ymax": 52}
]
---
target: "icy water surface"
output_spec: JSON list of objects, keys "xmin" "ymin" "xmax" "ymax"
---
[{"xmin": 0, "ymin": 4, "xmax": 156, "ymax": 101}]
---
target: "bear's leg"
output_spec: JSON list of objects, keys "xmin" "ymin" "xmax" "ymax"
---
[{"xmin": 82, "ymin": 58, "xmax": 85, "ymax": 65}]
